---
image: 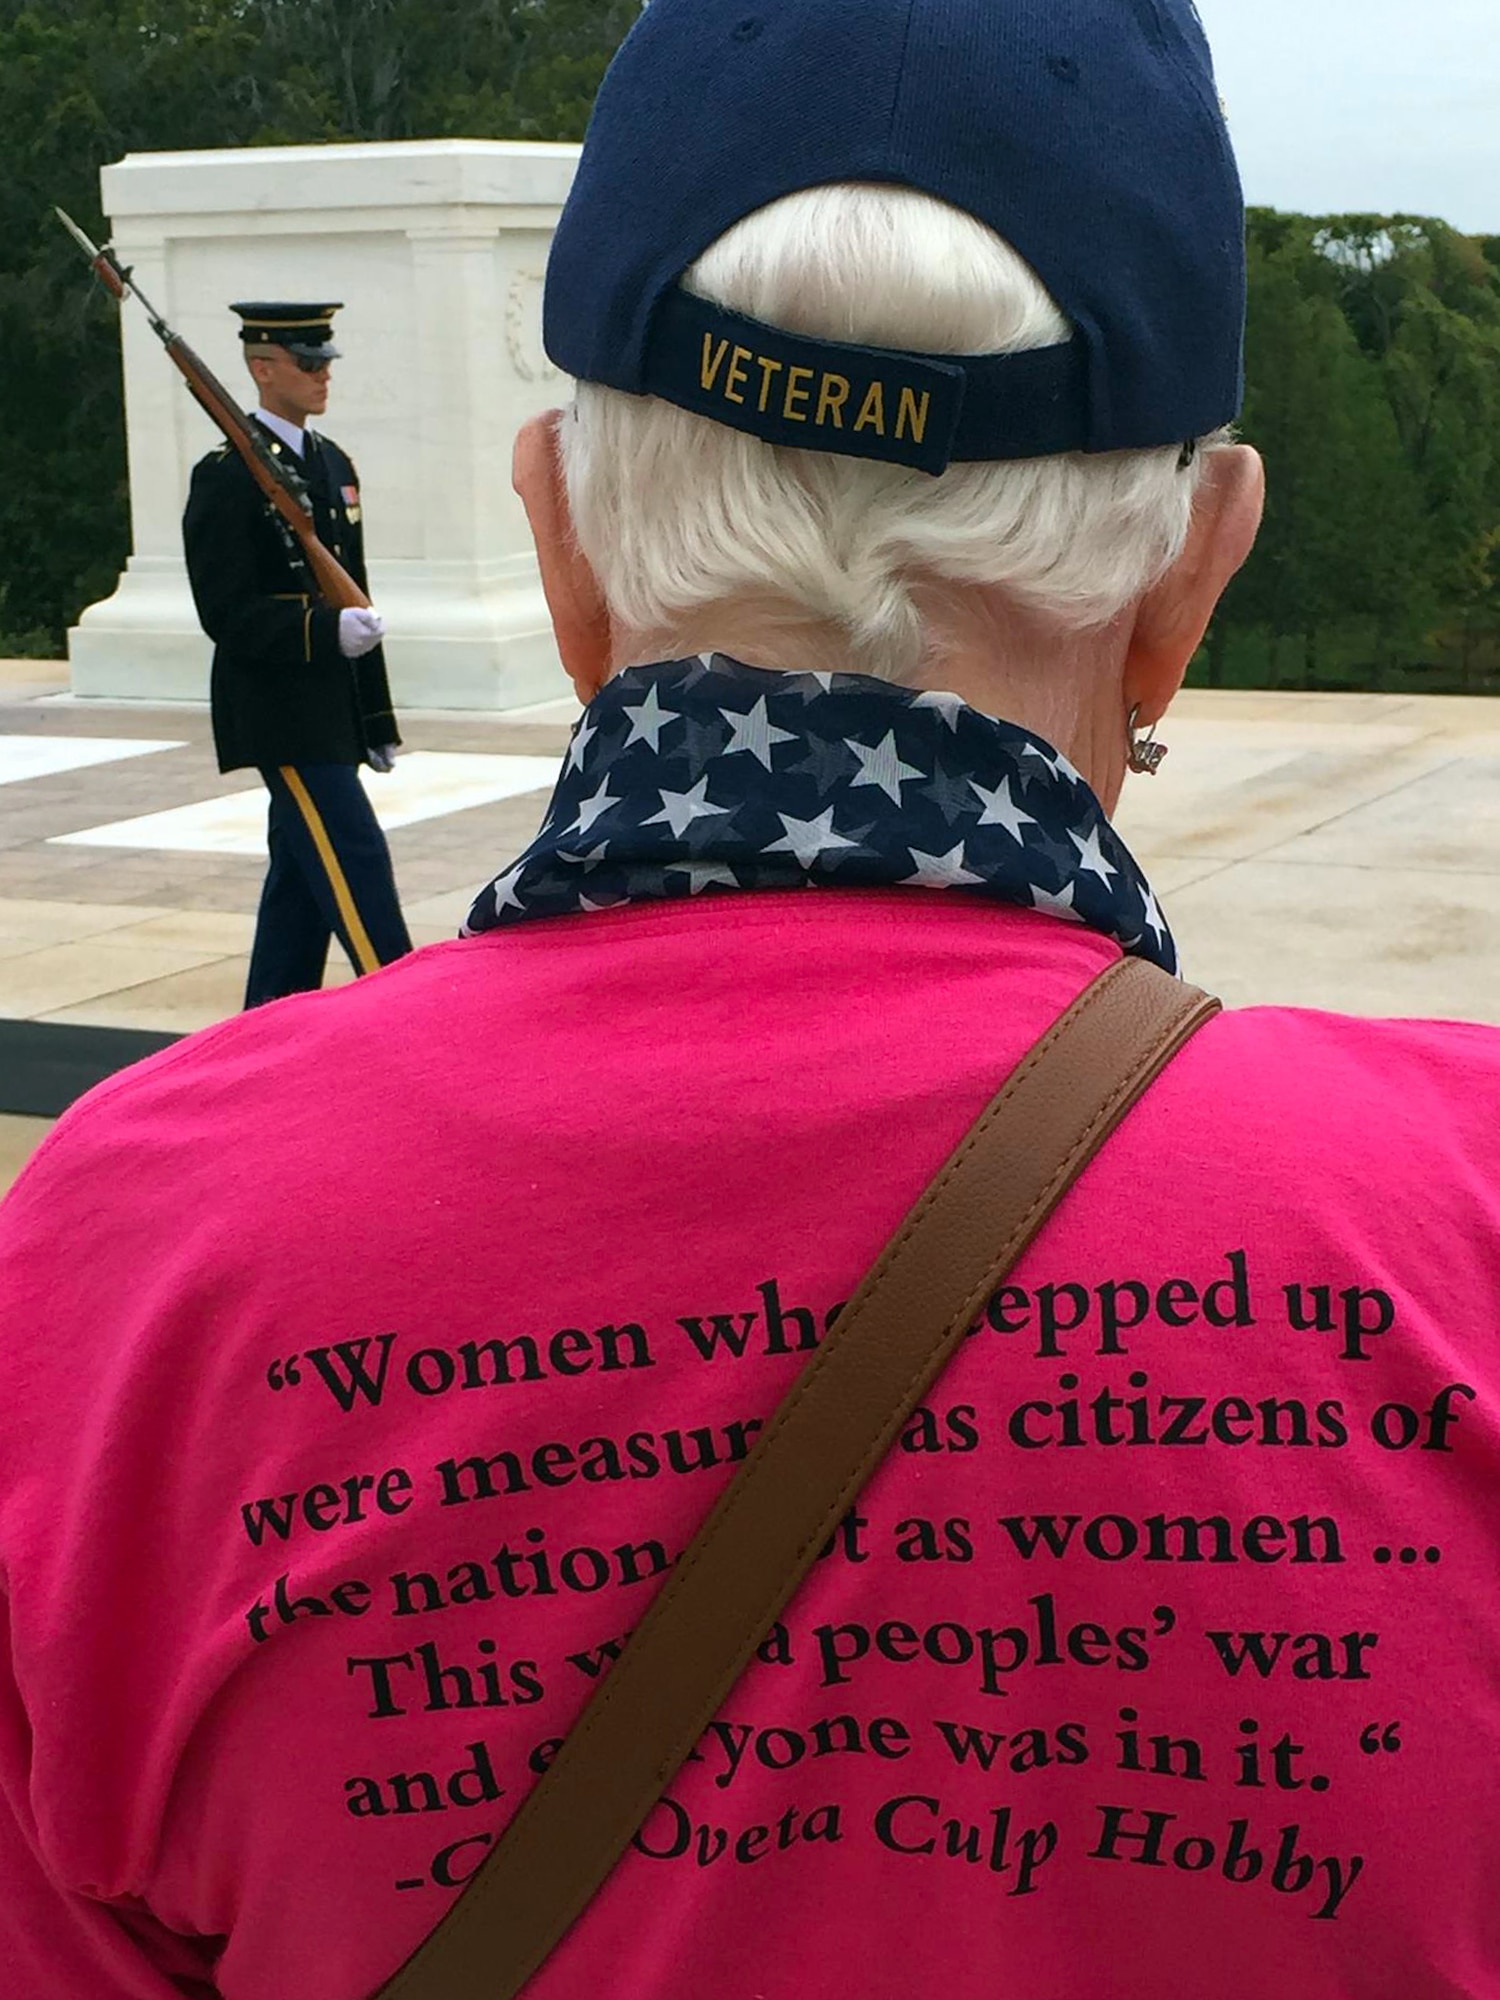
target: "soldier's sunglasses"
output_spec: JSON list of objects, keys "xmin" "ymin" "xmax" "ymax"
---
[{"xmin": 293, "ymin": 356, "xmax": 333, "ymax": 375}]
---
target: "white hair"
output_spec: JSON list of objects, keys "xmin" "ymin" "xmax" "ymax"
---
[{"xmin": 560, "ymin": 183, "xmax": 1214, "ymax": 682}]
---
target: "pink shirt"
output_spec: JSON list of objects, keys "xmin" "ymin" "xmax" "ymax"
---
[{"xmin": 2, "ymin": 891, "xmax": 1498, "ymax": 1998}]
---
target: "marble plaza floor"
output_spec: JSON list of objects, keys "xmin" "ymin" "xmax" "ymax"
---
[
  {"xmin": 0, "ymin": 657, "xmax": 578, "ymax": 1034},
  {"xmin": 1, "ymin": 658, "xmax": 1498, "ymax": 1184}
]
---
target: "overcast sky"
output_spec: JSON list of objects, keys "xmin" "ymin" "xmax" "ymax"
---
[{"xmin": 1194, "ymin": 0, "xmax": 1500, "ymax": 232}]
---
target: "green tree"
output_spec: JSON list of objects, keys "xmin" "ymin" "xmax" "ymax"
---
[
  {"xmin": 1216, "ymin": 216, "xmax": 1430, "ymax": 685},
  {"xmin": 1207, "ymin": 209, "xmax": 1500, "ymax": 692}
]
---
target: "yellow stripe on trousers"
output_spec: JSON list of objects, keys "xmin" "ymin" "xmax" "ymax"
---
[{"xmin": 279, "ymin": 766, "xmax": 381, "ymax": 975}]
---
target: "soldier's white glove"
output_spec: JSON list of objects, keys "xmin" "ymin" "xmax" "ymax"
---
[
  {"xmin": 338, "ymin": 607, "xmax": 386, "ymax": 659},
  {"xmin": 365, "ymin": 745, "xmax": 399, "ymax": 775}
]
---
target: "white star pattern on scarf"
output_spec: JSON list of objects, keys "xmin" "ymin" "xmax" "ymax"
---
[
  {"xmin": 1029, "ymin": 880, "xmax": 1085, "ymax": 923},
  {"xmin": 721, "ymin": 696, "xmax": 799, "ymax": 771},
  {"xmin": 467, "ymin": 656, "xmax": 1178, "ymax": 976},
  {"xmin": 677, "ymin": 863, "xmax": 740, "ymax": 895},
  {"xmin": 565, "ymin": 713, "xmax": 598, "ymax": 774},
  {"xmin": 492, "ymin": 865, "xmax": 526, "ymax": 915},
  {"xmin": 911, "ymin": 688, "xmax": 967, "ymax": 730},
  {"xmin": 622, "ymin": 684, "xmax": 680, "ymax": 753},
  {"xmin": 846, "ymin": 730, "xmax": 926, "ymax": 805},
  {"xmin": 1069, "ymin": 824, "xmax": 1120, "ymax": 886},
  {"xmin": 969, "ymin": 775, "xmax": 1037, "ymax": 842},
  {"xmin": 644, "ymin": 775, "xmax": 733, "ymax": 839},
  {"xmin": 571, "ymin": 779, "xmax": 622, "ymax": 838},
  {"xmin": 763, "ymin": 808, "xmax": 859, "ymax": 868},
  {"xmin": 903, "ymin": 843, "xmax": 985, "ymax": 890},
  {"xmin": 1022, "ymin": 739, "xmax": 1075, "ymax": 782},
  {"xmin": 1141, "ymin": 885, "xmax": 1170, "ymax": 947},
  {"xmin": 557, "ymin": 839, "xmax": 613, "ymax": 870}
]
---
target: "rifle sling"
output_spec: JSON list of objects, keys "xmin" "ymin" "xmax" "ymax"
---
[{"xmin": 374, "ymin": 955, "xmax": 1220, "ymax": 1999}]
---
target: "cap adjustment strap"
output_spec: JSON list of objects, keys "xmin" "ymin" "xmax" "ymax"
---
[{"xmin": 643, "ymin": 290, "xmax": 1092, "ymax": 475}]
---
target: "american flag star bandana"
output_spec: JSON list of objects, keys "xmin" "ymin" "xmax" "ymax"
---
[{"xmin": 466, "ymin": 656, "xmax": 1177, "ymax": 974}]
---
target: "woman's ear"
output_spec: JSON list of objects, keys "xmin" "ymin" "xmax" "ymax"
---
[
  {"xmin": 513, "ymin": 411, "xmax": 613, "ymax": 703},
  {"xmin": 1124, "ymin": 444, "xmax": 1266, "ymax": 726}
]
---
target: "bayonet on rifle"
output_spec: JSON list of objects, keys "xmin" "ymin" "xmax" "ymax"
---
[{"xmin": 55, "ymin": 206, "xmax": 367, "ymax": 610}]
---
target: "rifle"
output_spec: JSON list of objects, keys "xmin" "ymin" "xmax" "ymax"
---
[{"xmin": 56, "ymin": 206, "xmax": 369, "ymax": 612}]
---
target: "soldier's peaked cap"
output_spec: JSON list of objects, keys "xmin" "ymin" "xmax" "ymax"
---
[
  {"xmin": 232, "ymin": 302, "xmax": 343, "ymax": 362},
  {"xmin": 545, "ymin": 0, "xmax": 1246, "ymax": 478}
]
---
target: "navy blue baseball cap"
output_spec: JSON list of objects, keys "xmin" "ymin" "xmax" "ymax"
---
[{"xmin": 545, "ymin": 0, "xmax": 1245, "ymax": 477}]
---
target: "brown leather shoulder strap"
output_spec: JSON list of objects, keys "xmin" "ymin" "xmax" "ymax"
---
[{"xmin": 375, "ymin": 957, "xmax": 1220, "ymax": 2000}]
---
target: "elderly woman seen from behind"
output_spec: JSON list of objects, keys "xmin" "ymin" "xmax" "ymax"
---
[{"xmin": 2, "ymin": 4, "xmax": 1497, "ymax": 1998}]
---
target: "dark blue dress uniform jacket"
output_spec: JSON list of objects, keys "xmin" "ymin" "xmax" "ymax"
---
[{"xmin": 182, "ymin": 424, "xmax": 401, "ymax": 775}]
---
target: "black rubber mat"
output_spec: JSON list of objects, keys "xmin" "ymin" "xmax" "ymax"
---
[{"xmin": 0, "ymin": 1019, "xmax": 182, "ymax": 1117}]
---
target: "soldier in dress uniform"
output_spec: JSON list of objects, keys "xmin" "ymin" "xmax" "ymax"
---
[{"xmin": 182, "ymin": 301, "xmax": 413, "ymax": 1008}]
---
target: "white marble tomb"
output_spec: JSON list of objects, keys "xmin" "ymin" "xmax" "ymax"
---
[{"xmin": 69, "ymin": 140, "xmax": 583, "ymax": 712}]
